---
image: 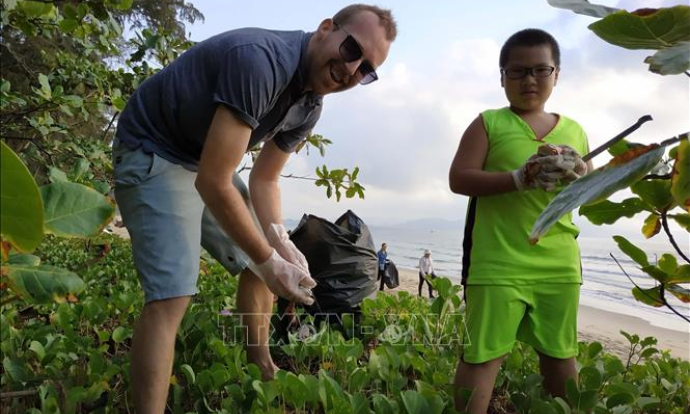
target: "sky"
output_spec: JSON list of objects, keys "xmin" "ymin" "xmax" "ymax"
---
[{"xmin": 185, "ymin": 0, "xmax": 689, "ymax": 230}]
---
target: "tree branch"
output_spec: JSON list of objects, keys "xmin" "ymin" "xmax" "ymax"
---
[
  {"xmin": 659, "ymin": 285, "xmax": 690, "ymax": 323},
  {"xmin": 1, "ymin": 135, "xmax": 53, "ymax": 163},
  {"xmin": 660, "ymin": 208, "xmax": 690, "ymax": 264},
  {"xmin": 0, "ymin": 388, "xmax": 38, "ymax": 399},
  {"xmin": 641, "ymin": 173, "xmax": 671, "ymax": 180},
  {"xmin": 101, "ymin": 112, "xmax": 119, "ymax": 142},
  {"xmin": 611, "ymin": 254, "xmax": 690, "ymax": 323},
  {"xmin": 610, "ymin": 253, "xmax": 664, "ymax": 305}
]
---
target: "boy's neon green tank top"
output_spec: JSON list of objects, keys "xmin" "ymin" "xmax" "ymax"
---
[{"xmin": 462, "ymin": 107, "xmax": 589, "ymax": 285}]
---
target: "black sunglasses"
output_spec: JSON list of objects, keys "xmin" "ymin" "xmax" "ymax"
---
[{"xmin": 336, "ymin": 24, "xmax": 378, "ymax": 85}]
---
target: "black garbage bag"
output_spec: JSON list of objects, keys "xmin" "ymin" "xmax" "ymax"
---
[
  {"xmin": 382, "ymin": 260, "xmax": 400, "ymax": 289},
  {"xmin": 290, "ymin": 209, "xmax": 378, "ymax": 313},
  {"xmin": 273, "ymin": 210, "xmax": 377, "ymax": 343}
]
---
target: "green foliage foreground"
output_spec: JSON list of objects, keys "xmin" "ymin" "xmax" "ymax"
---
[{"xmin": 1, "ymin": 236, "xmax": 688, "ymax": 413}]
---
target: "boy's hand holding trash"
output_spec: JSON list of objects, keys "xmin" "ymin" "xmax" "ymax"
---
[
  {"xmin": 247, "ymin": 224, "xmax": 316, "ymax": 305},
  {"xmin": 512, "ymin": 144, "xmax": 587, "ymax": 192}
]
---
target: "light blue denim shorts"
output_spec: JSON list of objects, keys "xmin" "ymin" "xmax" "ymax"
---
[{"xmin": 113, "ymin": 140, "xmax": 254, "ymax": 303}]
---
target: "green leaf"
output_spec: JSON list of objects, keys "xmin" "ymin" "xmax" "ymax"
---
[
  {"xmin": 631, "ymin": 179, "xmax": 673, "ymax": 210},
  {"xmin": 631, "ymin": 286, "xmax": 664, "ymax": 307},
  {"xmin": 645, "ymin": 41, "xmax": 690, "ymax": 74},
  {"xmin": 666, "ymin": 284, "xmax": 690, "ymax": 303},
  {"xmin": 608, "ymin": 139, "xmax": 636, "ymax": 156},
  {"xmin": 372, "ymin": 394, "xmax": 396, "ymax": 414},
  {"xmin": 3, "ymin": 0, "xmax": 18, "ymax": 12},
  {"xmin": 19, "ymin": 0, "xmax": 54, "ymax": 17},
  {"xmin": 112, "ymin": 326, "xmax": 131, "ymax": 343},
  {"xmin": 586, "ymin": 341, "xmax": 603, "ymax": 359},
  {"xmin": 47, "ymin": 166, "xmax": 69, "ymax": 183},
  {"xmin": 29, "ymin": 340, "xmax": 45, "ymax": 361},
  {"xmin": 606, "ymin": 392, "xmax": 635, "ymax": 409},
  {"xmin": 112, "ymin": 96, "xmax": 126, "ymax": 111},
  {"xmin": 613, "ymin": 236, "xmax": 649, "ymax": 266},
  {"xmin": 5, "ymin": 264, "xmax": 85, "ymax": 304},
  {"xmin": 2, "ymin": 357, "xmax": 30, "ymax": 383},
  {"xmin": 0, "ymin": 79, "xmax": 10, "ymax": 94},
  {"xmin": 348, "ymin": 368, "xmax": 370, "ymax": 393},
  {"xmin": 668, "ymin": 264, "xmax": 690, "ymax": 284},
  {"xmin": 636, "ymin": 396, "xmax": 661, "ymax": 410},
  {"xmin": 0, "ymin": 141, "xmax": 44, "ymax": 252},
  {"xmin": 179, "ymin": 364, "xmax": 195, "ymax": 385},
  {"xmin": 579, "ymin": 366, "xmax": 602, "ymax": 390},
  {"xmin": 71, "ymin": 158, "xmax": 90, "ymax": 181},
  {"xmin": 658, "ymin": 254, "xmax": 678, "ymax": 274},
  {"xmin": 589, "ymin": 6, "xmax": 690, "ymax": 50},
  {"xmin": 8, "ymin": 253, "xmax": 40, "ymax": 266},
  {"xmin": 58, "ymin": 18, "xmax": 78, "ymax": 33},
  {"xmin": 579, "ymin": 198, "xmax": 647, "ymax": 225},
  {"xmin": 40, "ymin": 182, "xmax": 116, "ymax": 238},
  {"xmin": 669, "ymin": 213, "xmax": 690, "ymax": 231},
  {"xmin": 547, "ymin": 0, "xmax": 618, "ymax": 18},
  {"xmin": 530, "ymin": 399, "xmax": 558, "ymax": 414},
  {"xmin": 531, "ymin": 146, "xmax": 665, "ymax": 243},
  {"xmin": 400, "ymin": 390, "xmax": 430, "ymax": 414},
  {"xmin": 38, "ymin": 73, "xmax": 51, "ymax": 98},
  {"xmin": 671, "ymin": 138, "xmax": 690, "ymax": 212},
  {"xmin": 552, "ymin": 397, "xmax": 571, "ymax": 414},
  {"xmin": 641, "ymin": 213, "xmax": 661, "ymax": 238},
  {"xmin": 641, "ymin": 265, "xmax": 670, "ymax": 283}
]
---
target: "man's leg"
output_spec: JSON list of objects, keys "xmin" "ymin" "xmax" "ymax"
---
[
  {"xmin": 237, "ymin": 268, "xmax": 278, "ymax": 380},
  {"xmin": 114, "ymin": 145, "xmax": 204, "ymax": 412},
  {"xmin": 418, "ymin": 272, "xmax": 424, "ymax": 296},
  {"xmin": 537, "ymin": 352, "xmax": 577, "ymax": 397},
  {"xmin": 131, "ymin": 296, "xmax": 190, "ymax": 414},
  {"xmin": 454, "ymin": 356, "xmax": 505, "ymax": 413},
  {"xmin": 429, "ymin": 272, "xmax": 437, "ymax": 297},
  {"xmin": 199, "ymin": 173, "xmax": 281, "ymax": 380}
]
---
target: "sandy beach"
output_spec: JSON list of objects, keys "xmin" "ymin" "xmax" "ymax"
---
[{"xmin": 382, "ymin": 267, "xmax": 689, "ymax": 360}]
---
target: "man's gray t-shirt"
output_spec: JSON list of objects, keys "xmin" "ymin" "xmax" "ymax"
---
[{"xmin": 116, "ymin": 28, "xmax": 322, "ymax": 169}]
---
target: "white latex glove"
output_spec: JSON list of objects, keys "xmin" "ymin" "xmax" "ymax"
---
[
  {"xmin": 511, "ymin": 156, "xmax": 559, "ymax": 191},
  {"xmin": 248, "ymin": 249, "xmax": 317, "ymax": 305},
  {"xmin": 512, "ymin": 144, "xmax": 587, "ymax": 192},
  {"xmin": 266, "ymin": 223, "xmax": 309, "ymax": 273}
]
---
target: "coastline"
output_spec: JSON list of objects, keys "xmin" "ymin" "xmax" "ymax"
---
[{"xmin": 386, "ymin": 267, "xmax": 689, "ymax": 360}]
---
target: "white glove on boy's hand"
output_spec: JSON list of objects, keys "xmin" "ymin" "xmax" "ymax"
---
[
  {"xmin": 511, "ymin": 144, "xmax": 587, "ymax": 192},
  {"xmin": 266, "ymin": 223, "xmax": 309, "ymax": 273},
  {"xmin": 248, "ymin": 249, "xmax": 316, "ymax": 305}
]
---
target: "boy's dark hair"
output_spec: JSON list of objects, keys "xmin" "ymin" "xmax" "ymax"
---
[{"xmin": 499, "ymin": 28, "xmax": 560, "ymax": 68}]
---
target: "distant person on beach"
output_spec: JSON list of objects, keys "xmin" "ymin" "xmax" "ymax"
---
[
  {"xmin": 418, "ymin": 249, "xmax": 437, "ymax": 298},
  {"xmin": 112, "ymin": 5, "xmax": 397, "ymax": 412},
  {"xmin": 377, "ymin": 242, "xmax": 390, "ymax": 291},
  {"xmin": 448, "ymin": 28, "xmax": 592, "ymax": 413}
]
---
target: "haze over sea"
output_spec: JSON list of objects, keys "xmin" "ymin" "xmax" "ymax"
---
[{"xmin": 365, "ymin": 218, "xmax": 690, "ymax": 334}]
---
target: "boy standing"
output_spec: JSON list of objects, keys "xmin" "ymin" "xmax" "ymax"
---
[{"xmin": 448, "ymin": 29, "xmax": 592, "ymax": 413}]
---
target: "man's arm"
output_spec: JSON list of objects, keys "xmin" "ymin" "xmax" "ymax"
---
[
  {"xmin": 248, "ymin": 139, "xmax": 290, "ymax": 234},
  {"xmin": 195, "ymin": 106, "xmax": 273, "ymax": 264}
]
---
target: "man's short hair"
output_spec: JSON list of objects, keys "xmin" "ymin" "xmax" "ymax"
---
[
  {"xmin": 499, "ymin": 28, "xmax": 561, "ymax": 68},
  {"xmin": 333, "ymin": 4, "xmax": 397, "ymax": 42}
]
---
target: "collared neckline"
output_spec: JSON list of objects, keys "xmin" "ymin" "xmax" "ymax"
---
[{"xmin": 295, "ymin": 31, "xmax": 322, "ymax": 107}]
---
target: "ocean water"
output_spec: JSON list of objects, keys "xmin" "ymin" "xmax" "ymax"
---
[{"xmin": 371, "ymin": 225, "xmax": 690, "ymax": 333}]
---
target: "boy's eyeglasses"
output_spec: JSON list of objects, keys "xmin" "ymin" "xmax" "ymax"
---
[
  {"xmin": 336, "ymin": 24, "xmax": 378, "ymax": 85},
  {"xmin": 501, "ymin": 66, "xmax": 555, "ymax": 80}
]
